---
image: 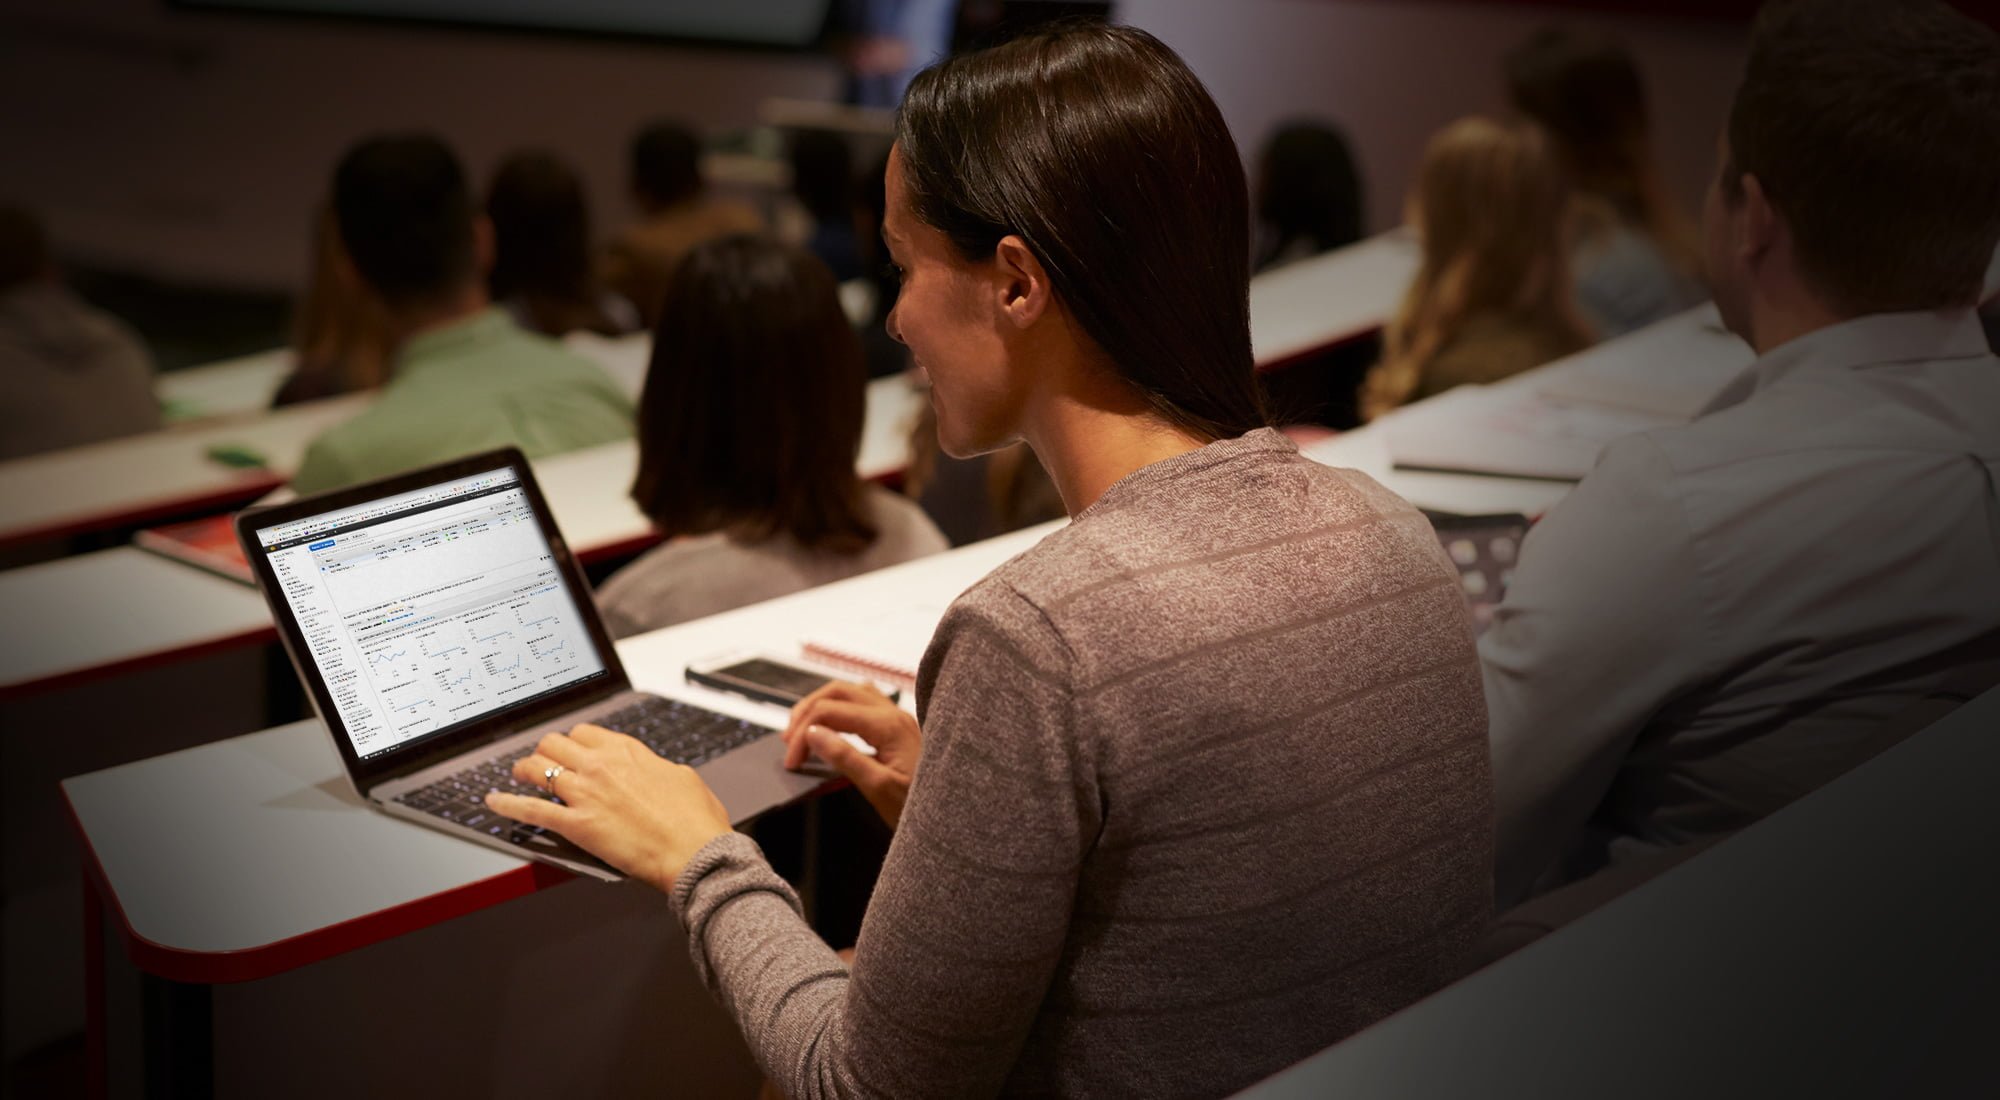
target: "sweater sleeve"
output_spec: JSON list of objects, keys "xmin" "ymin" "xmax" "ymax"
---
[{"xmin": 670, "ymin": 581, "xmax": 1092, "ymax": 1099}]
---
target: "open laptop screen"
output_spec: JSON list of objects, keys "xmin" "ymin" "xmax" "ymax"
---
[{"xmin": 251, "ymin": 467, "xmax": 609, "ymax": 761}]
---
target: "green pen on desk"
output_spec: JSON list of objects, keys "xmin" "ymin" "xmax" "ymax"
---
[{"xmin": 206, "ymin": 443, "xmax": 270, "ymax": 470}]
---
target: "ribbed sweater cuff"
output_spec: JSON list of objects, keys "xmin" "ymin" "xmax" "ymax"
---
[{"xmin": 670, "ymin": 832, "xmax": 804, "ymax": 984}]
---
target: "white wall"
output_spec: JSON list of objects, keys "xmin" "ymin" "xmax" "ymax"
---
[
  {"xmin": 0, "ymin": 0, "xmax": 1749, "ymax": 292},
  {"xmin": 1119, "ymin": 0, "xmax": 1749, "ymax": 236},
  {"xmin": 0, "ymin": 0, "xmax": 840, "ymax": 289}
]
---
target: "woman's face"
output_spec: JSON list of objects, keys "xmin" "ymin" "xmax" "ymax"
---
[{"xmin": 882, "ymin": 146, "xmax": 1029, "ymax": 458}]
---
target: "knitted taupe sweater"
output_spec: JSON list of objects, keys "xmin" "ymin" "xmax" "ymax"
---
[{"xmin": 673, "ymin": 429, "xmax": 1493, "ymax": 1098}]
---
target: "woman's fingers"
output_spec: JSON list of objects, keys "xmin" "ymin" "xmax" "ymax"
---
[
  {"xmin": 533, "ymin": 730, "xmax": 590, "ymax": 768},
  {"xmin": 785, "ymin": 680, "xmax": 893, "ymax": 740},
  {"xmin": 485, "ymin": 789, "xmax": 578, "ymax": 829},
  {"xmin": 805, "ymin": 725, "xmax": 908, "ymax": 827},
  {"xmin": 783, "ymin": 699, "xmax": 909, "ymax": 770},
  {"xmin": 567, "ymin": 722, "xmax": 618, "ymax": 747}
]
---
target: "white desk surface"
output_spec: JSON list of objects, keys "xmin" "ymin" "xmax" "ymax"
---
[
  {"xmin": 1300, "ymin": 428, "xmax": 1573, "ymax": 520},
  {"xmin": 1371, "ymin": 304, "xmax": 1755, "ymax": 485},
  {"xmin": 1238, "ymin": 684, "xmax": 2000, "ymax": 1100},
  {"xmin": 0, "ymin": 547, "xmax": 271, "ymax": 696},
  {"xmin": 0, "ymin": 374, "xmax": 926, "ymax": 695},
  {"xmin": 154, "ymin": 347, "xmax": 294, "ymax": 424},
  {"xmin": 0, "ymin": 392, "xmax": 373, "ymax": 548},
  {"xmin": 1249, "ymin": 230, "xmax": 1419, "ymax": 367},
  {"xmin": 62, "ymin": 521, "xmax": 1058, "ymax": 975}
]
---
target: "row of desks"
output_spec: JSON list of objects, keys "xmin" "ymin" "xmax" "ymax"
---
[
  {"xmin": 0, "ymin": 231, "xmax": 1419, "ymax": 553},
  {"xmin": 0, "ymin": 373, "xmax": 928, "ymax": 699},
  {"xmin": 55, "ymin": 295, "xmax": 1741, "ymax": 985},
  {"xmin": 4, "ymin": 295, "xmax": 1737, "ymax": 701}
]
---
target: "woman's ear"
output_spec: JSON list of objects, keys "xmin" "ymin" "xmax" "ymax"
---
[{"xmin": 992, "ymin": 234, "xmax": 1052, "ymax": 330}]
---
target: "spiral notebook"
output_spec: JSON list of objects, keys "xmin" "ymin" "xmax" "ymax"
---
[{"xmin": 799, "ymin": 602, "xmax": 949, "ymax": 689}]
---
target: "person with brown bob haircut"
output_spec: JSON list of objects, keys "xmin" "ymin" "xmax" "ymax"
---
[
  {"xmin": 490, "ymin": 23, "xmax": 1492, "ymax": 1097},
  {"xmin": 593, "ymin": 235, "xmax": 946, "ymax": 639},
  {"xmin": 1483, "ymin": 0, "xmax": 2000, "ymax": 909}
]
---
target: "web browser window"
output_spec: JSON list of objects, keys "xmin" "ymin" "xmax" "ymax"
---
[{"xmin": 254, "ymin": 469, "xmax": 606, "ymax": 759}]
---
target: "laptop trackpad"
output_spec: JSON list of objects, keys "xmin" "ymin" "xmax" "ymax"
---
[{"xmin": 701, "ymin": 734, "xmax": 828, "ymax": 825}]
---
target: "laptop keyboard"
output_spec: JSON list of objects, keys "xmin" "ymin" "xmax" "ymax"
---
[{"xmin": 393, "ymin": 695, "xmax": 771, "ymax": 849}]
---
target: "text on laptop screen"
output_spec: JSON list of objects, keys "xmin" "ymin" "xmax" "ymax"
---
[{"xmin": 253, "ymin": 469, "xmax": 607, "ymax": 760}]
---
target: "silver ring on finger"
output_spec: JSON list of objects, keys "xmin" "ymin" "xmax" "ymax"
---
[{"xmin": 544, "ymin": 763, "xmax": 564, "ymax": 798}]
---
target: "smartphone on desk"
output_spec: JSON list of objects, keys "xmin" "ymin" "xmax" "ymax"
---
[{"xmin": 685, "ymin": 653, "xmax": 900, "ymax": 709}]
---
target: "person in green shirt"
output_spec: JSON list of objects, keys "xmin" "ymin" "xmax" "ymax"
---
[{"xmin": 291, "ymin": 134, "xmax": 633, "ymax": 496}]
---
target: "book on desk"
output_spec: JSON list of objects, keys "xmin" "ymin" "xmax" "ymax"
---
[{"xmin": 135, "ymin": 514, "xmax": 254, "ymax": 585}]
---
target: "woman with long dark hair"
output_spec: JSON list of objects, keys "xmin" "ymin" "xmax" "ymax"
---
[{"xmin": 490, "ymin": 24, "xmax": 1491, "ymax": 1097}]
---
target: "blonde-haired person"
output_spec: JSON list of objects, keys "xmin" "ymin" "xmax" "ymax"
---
[{"xmin": 1364, "ymin": 117, "xmax": 1594, "ymax": 418}]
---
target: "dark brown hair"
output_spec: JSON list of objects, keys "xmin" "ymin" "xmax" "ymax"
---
[
  {"xmin": 332, "ymin": 133, "xmax": 477, "ymax": 310},
  {"xmin": 0, "ymin": 206, "xmax": 49, "ymax": 291},
  {"xmin": 895, "ymin": 22, "xmax": 1267, "ymax": 442},
  {"xmin": 1726, "ymin": 0, "xmax": 2000, "ymax": 314},
  {"xmin": 485, "ymin": 150, "xmax": 619, "ymax": 336},
  {"xmin": 1504, "ymin": 27, "xmax": 1700, "ymax": 276},
  {"xmin": 630, "ymin": 120, "xmax": 703, "ymax": 209},
  {"xmin": 631, "ymin": 235, "xmax": 877, "ymax": 553}
]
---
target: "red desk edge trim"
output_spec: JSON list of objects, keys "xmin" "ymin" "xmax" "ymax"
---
[
  {"xmin": 63, "ymin": 789, "xmax": 573, "ymax": 985},
  {"xmin": 0, "ymin": 477, "xmax": 282, "ymax": 552},
  {"xmin": 1255, "ymin": 323, "xmax": 1381, "ymax": 375},
  {"xmin": 0, "ymin": 626, "xmax": 278, "ymax": 703}
]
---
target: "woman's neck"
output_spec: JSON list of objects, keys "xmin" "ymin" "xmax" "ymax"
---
[{"xmin": 1025, "ymin": 389, "xmax": 1212, "ymax": 517}]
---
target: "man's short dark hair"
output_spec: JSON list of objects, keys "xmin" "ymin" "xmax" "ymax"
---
[
  {"xmin": 630, "ymin": 121, "xmax": 702, "ymax": 208},
  {"xmin": 1727, "ymin": 0, "xmax": 2000, "ymax": 314},
  {"xmin": 0, "ymin": 206, "xmax": 50, "ymax": 292},
  {"xmin": 332, "ymin": 133, "xmax": 477, "ymax": 309}
]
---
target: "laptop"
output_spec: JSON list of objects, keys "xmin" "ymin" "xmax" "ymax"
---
[{"xmin": 235, "ymin": 448, "xmax": 825, "ymax": 880}]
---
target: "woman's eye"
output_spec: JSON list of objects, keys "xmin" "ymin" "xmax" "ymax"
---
[{"xmin": 883, "ymin": 262, "xmax": 905, "ymax": 283}]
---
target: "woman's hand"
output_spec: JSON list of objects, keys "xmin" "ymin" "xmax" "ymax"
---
[
  {"xmin": 781, "ymin": 681, "xmax": 922, "ymax": 828},
  {"xmin": 485, "ymin": 722, "xmax": 733, "ymax": 893}
]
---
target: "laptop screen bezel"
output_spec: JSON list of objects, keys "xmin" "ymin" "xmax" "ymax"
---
[{"xmin": 235, "ymin": 447, "xmax": 632, "ymax": 791}]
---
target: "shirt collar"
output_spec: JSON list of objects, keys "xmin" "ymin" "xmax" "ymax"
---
[
  {"xmin": 1702, "ymin": 309, "xmax": 1991, "ymax": 416},
  {"xmin": 395, "ymin": 307, "xmax": 516, "ymax": 375}
]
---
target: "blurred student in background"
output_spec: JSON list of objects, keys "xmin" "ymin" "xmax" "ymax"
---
[
  {"xmin": 1251, "ymin": 118, "xmax": 1375, "ymax": 428},
  {"xmin": 0, "ymin": 205, "xmax": 159, "ymax": 459},
  {"xmin": 486, "ymin": 150, "xmax": 636, "ymax": 338},
  {"xmin": 1253, "ymin": 119, "xmax": 1364, "ymax": 272},
  {"xmin": 594, "ymin": 235, "xmax": 945, "ymax": 639},
  {"xmin": 602, "ymin": 120, "xmax": 763, "ymax": 328},
  {"xmin": 290, "ymin": 133, "xmax": 631, "ymax": 495},
  {"xmin": 272, "ymin": 203, "xmax": 392, "ymax": 407},
  {"xmin": 1507, "ymin": 27, "xmax": 1705, "ymax": 336},
  {"xmin": 1363, "ymin": 118, "xmax": 1591, "ymax": 418},
  {"xmin": 788, "ymin": 129, "xmax": 865, "ymax": 283}
]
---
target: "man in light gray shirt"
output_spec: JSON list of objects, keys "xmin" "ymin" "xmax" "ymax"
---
[{"xmin": 1483, "ymin": 0, "xmax": 2000, "ymax": 905}]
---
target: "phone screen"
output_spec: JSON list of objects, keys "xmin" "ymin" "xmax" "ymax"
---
[{"xmin": 716, "ymin": 658, "xmax": 833, "ymax": 700}]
